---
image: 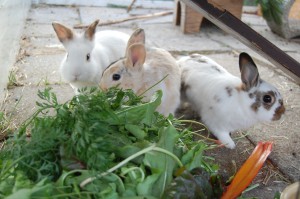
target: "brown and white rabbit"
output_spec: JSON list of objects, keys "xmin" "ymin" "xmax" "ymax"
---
[
  {"xmin": 99, "ymin": 28, "xmax": 181, "ymax": 116},
  {"xmin": 52, "ymin": 20, "xmax": 129, "ymax": 93},
  {"xmin": 178, "ymin": 53, "xmax": 285, "ymax": 149}
]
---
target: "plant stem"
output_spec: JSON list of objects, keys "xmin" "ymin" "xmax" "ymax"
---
[
  {"xmin": 80, "ymin": 144, "xmax": 157, "ymax": 188},
  {"xmin": 138, "ymin": 75, "xmax": 168, "ymax": 97},
  {"xmin": 179, "ymin": 119, "xmax": 207, "ymax": 128},
  {"xmin": 121, "ymin": 167, "xmax": 145, "ymax": 182},
  {"xmin": 80, "ymin": 144, "xmax": 184, "ymax": 188}
]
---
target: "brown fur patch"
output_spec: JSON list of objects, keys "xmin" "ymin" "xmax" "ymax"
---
[
  {"xmin": 236, "ymin": 83, "xmax": 246, "ymax": 92},
  {"xmin": 251, "ymin": 103, "xmax": 260, "ymax": 112},
  {"xmin": 250, "ymin": 90, "xmax": 279, "ymax": 112},
  {"xmin": 108, "ymin": 66, "xmax": 121, "ymax": 75},
  {"xmin": 272, "ymin": 105, "xmax": 285, "ymax": 120},
  {"xmin": 250, "ymin": 91, "xmax": 261, "ymax": 112},
  {"xmin": 136, "ymin": 84, "xmax": 148, "ymax": 96}
]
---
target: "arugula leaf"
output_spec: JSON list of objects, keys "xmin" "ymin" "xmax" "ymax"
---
[{"xmin": 140, "ymin": 125, "xmax": 179, "ymax": 198}]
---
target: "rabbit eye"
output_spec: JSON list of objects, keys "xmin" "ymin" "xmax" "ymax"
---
[
  {"xmin": 112, "ymin": 74, "xmax": 121, "ymax": 81},
  {"xmin": 263, "ymin": 95, "xmax": 274, "ymax": 104},
  {"xmin": 86, "ymin": 53, "xmax": 90, "ymax": 61}
]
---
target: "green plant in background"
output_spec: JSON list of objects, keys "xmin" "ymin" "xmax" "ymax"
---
[
  {"xmin": 243, "ymin": 0, "xmax": 283, "ymax": 25},
  {"xmin": 256, "ymin": 0, "xmax": 283, "ymax": 25}
]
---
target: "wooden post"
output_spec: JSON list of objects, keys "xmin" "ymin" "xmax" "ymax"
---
[{"xmin": 174, "ymin": 0, "xmax": 243, "ymax": 33}]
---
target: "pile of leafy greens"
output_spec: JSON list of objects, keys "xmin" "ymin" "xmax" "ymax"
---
[{"xmin": 0, "ymin": 87, "xmax": 222, "ymax": 199}]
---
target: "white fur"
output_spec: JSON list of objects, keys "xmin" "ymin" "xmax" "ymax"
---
[
  {"xmin": 59, "ymin": 30, "xmax": 129, "ymax": 93},
  {"xmin": 179, "ymin": 54, "xmax": 284, "ymax": 149}
]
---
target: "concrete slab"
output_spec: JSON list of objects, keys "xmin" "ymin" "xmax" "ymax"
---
[
  {"xmin": 23, "ymin": 21, "xmax": 58, "ymax": 38},
  {"xmin": 79, "ymin": 6, "xmax": 172, "ymax": 26},
  {"xmin": 4, "ymin": 84, "xmax": 74, "ymax": 126},
  {"xmin": 27, "ymin": 4, "xmax": 79, "ymax": 25},
  {"xmin": 14, "ymin": 53, "xmax": 64, "ymax": 85},
  {"xmin": 21, "ymin": 36, "xmax": 64, "ymax": 56},
  {"xmin": 144, "ymin": 23, "xmax": 231, "ymax": 52},
  {"xmin": 79, "ymin": 7, "xmax": 130, "ymax": 24}
]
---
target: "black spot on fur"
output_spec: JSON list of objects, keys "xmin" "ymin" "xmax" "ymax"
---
[
  {"xmin": 249, "ymin": 93, "xmax": 254, "ymax": 99},
  {"xmin": 213, "ymin": 95, "xmax": 221, "ymax": 103},
  {"xmin": 181, "ymin": 82, "xmax": 190, "ymax": 92},
  {"xmin": 226, "ymin": 86, "xmax": 233, "ymax": 97},
  {"xmin": 211, "ymin": 65, "xmax": 221, "ymax": 73}
]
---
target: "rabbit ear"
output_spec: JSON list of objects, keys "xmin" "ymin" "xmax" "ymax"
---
[
  {"xmin": 125, "ymin": 43, "xmax": 146, "ymax": 69},
  {"xmin": 52, "ymin": 22, "xmax": 74, "ymax": 43},
  {"xmin": 239, "ymin": 52, "xmax": 260, "ymax": 91},
  {"xmin": 126, "ymin": 29, "xmax": 145, "ymax": 50},
  {"xmin": 84, "ymin": 20, "xmax": 99, "ymax": 40}
]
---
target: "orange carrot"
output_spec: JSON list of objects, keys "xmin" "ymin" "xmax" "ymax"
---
[{"xmin": 221, "ymin": 142, "xmax": 273, "ymax": 199}]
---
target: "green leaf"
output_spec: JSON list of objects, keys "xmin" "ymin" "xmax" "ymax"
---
[
  {"xmin": 257, "ymin": 0, "xmax": 283, "ymax": 24},
  {"xmin": 6, "ymin": 178, "xmax": 53, "ymax": 199},
  {"xmin": 136, "ymin": 173, "xmax": 160, "ymax": 196},
  {"xmin": 181, "ymin": 144, "xmax": 206, "ymax": 171},
  {"xmin": 141, "ymin": 125, "xmax": 179, "ymax": 197},
  {"xmin": 116, "ymin": 90, "xmax": 162, "ymax": 126},
  {"xmin": 125, "ymin": 124, "xmax": 147, "ymax": 140},
  {"xmin": 273, "ymin": 191, "xmax": 281, "ymax": 199}
]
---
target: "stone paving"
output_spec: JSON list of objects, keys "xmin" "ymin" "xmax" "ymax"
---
[{"xmin": 2, "ymin": 3, "xmax": 300, "ymax": 198}]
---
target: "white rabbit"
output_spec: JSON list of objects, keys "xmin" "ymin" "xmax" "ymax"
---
[
  {"xmin": 178, "ymin": 53, "xmax": 285, "ymax": 149},
  {"xmin": 99, "ymin": 28, "xmax": 181, "ymax": 116},
  {"xmin": 52, "ymin": 20, "xmax": 129, "ymax": 93}
]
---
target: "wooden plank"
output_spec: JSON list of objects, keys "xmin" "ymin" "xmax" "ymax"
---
[{"xmin": 180, "ymin": 0, "xmax": 300, "ymax": 84}]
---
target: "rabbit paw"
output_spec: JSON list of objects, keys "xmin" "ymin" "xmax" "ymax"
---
[{"xmin": 217, "ymin": 133, "xmax": 236, "ymax": 149}]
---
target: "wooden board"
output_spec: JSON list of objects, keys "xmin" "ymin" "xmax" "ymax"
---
[
  {"xmin": 180, "ymin": 0, "xmax": 300, "ymax": 83},
  {"xmin": 174, "ymin": 0, "xmax": 243, "ymax": 33}
]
